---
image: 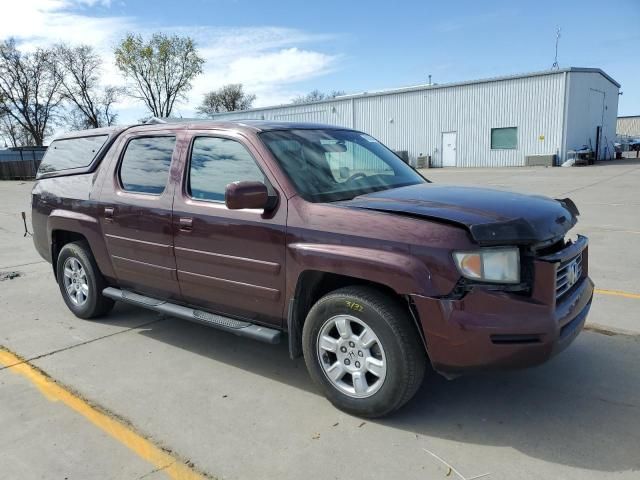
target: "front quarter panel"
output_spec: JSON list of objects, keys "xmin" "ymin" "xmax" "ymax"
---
[
  {"xmin": 288, "ymin": 243, "xmax": 431, "ymax": 295},
  {"xmin": 285, "ymin": 197, "xmax": 476, "ymax": 305}
]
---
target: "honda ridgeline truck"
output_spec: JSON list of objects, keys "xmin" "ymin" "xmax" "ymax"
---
[{"xmin": 31, "ymin": 121, "xmax": 593, "ymax": 417}]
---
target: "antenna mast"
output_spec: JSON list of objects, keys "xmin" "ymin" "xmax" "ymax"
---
[{"xmin": 552, "ymin": 27, "xmax": 561, "ymax": 70}]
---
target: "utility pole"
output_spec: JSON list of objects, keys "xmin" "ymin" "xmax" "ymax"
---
[{"xmin": 552, "ymin": 27, "xmax": 561, "ymax": 70}]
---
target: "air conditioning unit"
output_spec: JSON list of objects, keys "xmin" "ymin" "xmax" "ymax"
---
[
  {"xmin": 416, "ymin": 155, "xmax": 430, "ymax": 168},
  {"xmin": 525, "ymin": 154, "xmax": 556, "ymax": 167}
]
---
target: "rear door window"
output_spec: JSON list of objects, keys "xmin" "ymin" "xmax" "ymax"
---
[
  {"xmin": 38, "ymin": 135, "xmax": 108, "ymax": 174},
  {"xmin": 119, "ymin": 136, "xmax": 176, "ymax": 195}
]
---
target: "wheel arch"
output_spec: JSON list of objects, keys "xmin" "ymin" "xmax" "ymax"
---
[
  {"xmin": 285, "ymin": 243, "xmax": 434, "ymax": 359},
  {"xmin": 51, "ymin": 230, "xmax": 88, "ymax": 279},
  {"xmin": 287, "ymin": 269, "xmax": 428, "ymax": 359},
  {"xmin": 48, "ymin": 210, "xmax": 114, "ymax": 281}
]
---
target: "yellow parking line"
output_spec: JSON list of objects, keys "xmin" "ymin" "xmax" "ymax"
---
[
  {"xmin": 0, "ymin": 348, "xmax": 207, "ymax": 480},
  {"xmin": 595, "ymin": 288, "xmax": 640, "ymax": 300}
]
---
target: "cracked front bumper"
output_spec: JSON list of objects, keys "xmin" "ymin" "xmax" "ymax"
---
[{"xmin": 412, "ymin": 272, "xmax": 594, "ymax": 374}]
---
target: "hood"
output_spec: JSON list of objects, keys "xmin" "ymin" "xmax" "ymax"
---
[{"xmin": 342, "ymin": 183, "xmax": 578, "ymax": 246}]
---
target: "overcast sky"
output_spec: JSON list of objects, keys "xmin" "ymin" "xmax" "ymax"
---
[{"xmin": 2, "ymin": 0, "xmax": 639, "ymax": 127}]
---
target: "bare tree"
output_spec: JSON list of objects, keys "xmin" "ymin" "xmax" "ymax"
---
[
  {"xmin": 197, "ymin": 84, "xmax": 256, "ymax": 116},
  {"xmin": 0, "ymin": 104, "xmax": 35, "ymax": 147},
  {"xmin": 292, "ymin": 89, "xmax": 324, "ymax": 104},
  {"xmin": 114, "ymin": 33, "xmax": 205, "ymax": 118},
  {"xmin": 55, "ymin": 44, "xmax": 122, "ymax": 129},
  {"xmin": 65, "ymin": 87, "xmax": 121, "ymax": 130},
  {"xmin": 291, "ymin": 89, "xmax": 345, "ymax": 104},
  {"xmin": 101, "ymin": 86, "xmax": 120, "ymax": 126},
  {"xmin": 1, "ymin": 119, "xmax": 36, "ymax": 148},
  {"xmin": 0, "ymin": 39, "xmax": 63, "ymax": 146}
]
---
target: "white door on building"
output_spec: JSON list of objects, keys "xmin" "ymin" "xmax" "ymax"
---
[{"xmin": 442, "ymin": 132, "xmax": 457, "ymax": 167}]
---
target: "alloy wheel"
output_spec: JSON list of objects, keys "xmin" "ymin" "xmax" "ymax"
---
[
  {"xmin": 317, "ymin": 314, "xmax": 387, "ymax": 398},
  {"xmin": 63, "ymin": 257, "xmax": 89, "ymax": 306}
]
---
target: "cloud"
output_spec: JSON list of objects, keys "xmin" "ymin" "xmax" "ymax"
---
[
  {"xmin": 189, "ymin": 47, "xmax": 338, "ymax": 109},
  {"xmin": 227, "ymin": 48, "xmax": 336, "ymax": 85},
  {"xmin": 179, "ymin": 27, "xmax": 340, "ymax": 111},
  {"xmin": 0, "ymin": 0, "xmax": 340, "ymax": 123},
  {"xmin": 0, "ymin": 0, "xmax": 131, "ymax": 50}
]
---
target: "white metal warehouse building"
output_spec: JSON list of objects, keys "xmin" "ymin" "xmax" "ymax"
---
[
  {"xmin": 617, "ymin": 115, "xmax": 640, "ymax": 137},
  {"xmin": 209, "ymin": 67, "xmax": 620, "ymax": 168}
]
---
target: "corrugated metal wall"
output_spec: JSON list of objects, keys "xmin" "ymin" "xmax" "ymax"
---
[
  {"xmin": 211, "ymin": 71, "xmax": 621, "ymax": 167},
  {"xmin": 617, "ymin": 116, "xmax": 640, "ymax": 137},
  {"xmin": 350, "ymin": 74, "xmax": 566, "ymax": 167},
  {"xmin": 564, "ymin": 71, "xmax": 619, "ymax": 160}
]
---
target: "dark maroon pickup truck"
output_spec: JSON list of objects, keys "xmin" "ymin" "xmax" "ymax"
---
[{"xmin": 32, "ymin": 121, "xmax": 593, "ymax": 417}]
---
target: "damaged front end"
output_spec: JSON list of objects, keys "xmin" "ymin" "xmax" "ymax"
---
[
  {"xmin": 469, "ymin": 197, "xmax": 580, "ymax": 246},
  {"xmin": 343, "ymin": 184, "xmax": 580, "ymax": 247},
  {"xmin": 342, "ymin": 183, "xmax": 592, "ymax": 373},
  {"xmin": 342, "ymin": 184, "xmax": 584, "ymax": 303}
]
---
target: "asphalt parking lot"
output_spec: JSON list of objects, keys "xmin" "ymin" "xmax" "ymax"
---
[{"xmin": 1, "ymin": 159, "xmax": 639, "ymax": 480}]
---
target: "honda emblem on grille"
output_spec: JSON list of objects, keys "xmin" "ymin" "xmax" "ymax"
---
[{"xmin": 567, "ymin": 261, "xmax": 579, "ymax": 287}]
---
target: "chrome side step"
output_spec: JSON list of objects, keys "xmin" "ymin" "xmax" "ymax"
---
[{"xmin": 103, "ymin": 287, "xmax": 281, "ymax": 344}]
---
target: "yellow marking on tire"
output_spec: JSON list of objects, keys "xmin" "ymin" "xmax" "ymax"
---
[
  {"xmin": 595, "ymin": 288, "xmax": 640, "ymax": 300},
  {"xmin": 0, "ymin": 348, "xmax": 207, "ymax": 480},
  {"xmin": 345, "ymin": 301, "xmax": 364, "ymax": 312}
]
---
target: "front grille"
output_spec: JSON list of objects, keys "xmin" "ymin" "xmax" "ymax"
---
[{"xmin": 556, "ymin": 253, "xmax": 583, "ymax": 300}]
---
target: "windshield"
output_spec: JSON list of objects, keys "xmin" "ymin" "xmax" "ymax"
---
[{"xmin": 259, "ymin": 129, "xmax": 425, "ymax": 202}]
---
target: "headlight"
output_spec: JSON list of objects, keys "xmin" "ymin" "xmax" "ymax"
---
[{"xmin": 452, "ymin": 248, "xmax": 520, "ymax": 284}]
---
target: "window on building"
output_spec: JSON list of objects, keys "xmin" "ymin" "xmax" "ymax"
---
[
  {"xmin": 119, "ymin": 136, "xmax": 176, "ymax": 194},
  {"xmin": 491, "ymin": 127, "xmax": 518, "ymax": 149},
  {"xmin": 189, "ymin": 137, "xmax": 265, "ymax": 202}
]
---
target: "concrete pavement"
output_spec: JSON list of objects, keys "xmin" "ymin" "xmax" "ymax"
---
[{"xmin": 1, "ymin": 161, "xmax": 639, "ymax": 479}]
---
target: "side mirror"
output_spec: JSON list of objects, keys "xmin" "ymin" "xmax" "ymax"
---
[{"xmin": 225, "ymin": 181, "xmax": 270, "ymax": 210}]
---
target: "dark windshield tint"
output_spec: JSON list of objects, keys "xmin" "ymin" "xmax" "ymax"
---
[
  {"xmin": 259, "ymin": 129, "xmax": 424, "ymax": 202},
  {"xmin": 38, "ymin": 135, "xmax": 108, "ymax": 174}
]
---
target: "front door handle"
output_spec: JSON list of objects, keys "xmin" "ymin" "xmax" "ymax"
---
[
  {"xmin": 179, "ymin": 217, "xmax": 193, "ymax": 232},
  {"xmin": 104, "ymin": 207, "xmax": 114, "ymax": 222}
]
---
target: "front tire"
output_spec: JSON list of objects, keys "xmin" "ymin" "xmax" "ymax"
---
[
  {"xmin": 302, "ymin": 286, "xmax": 426, "ymax": 418},
  {"xmin": 56, "ymin": 241, "xmax": 114, "ymax": 319}
]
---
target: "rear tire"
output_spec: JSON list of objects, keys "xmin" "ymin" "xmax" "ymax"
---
[
  {"xmin": 302, "ymin": 286, "xmax": 426, "ymax": 418},
  {"xmin": 56, "ymin": 241, "xmax": 114, "ymax": 319}
]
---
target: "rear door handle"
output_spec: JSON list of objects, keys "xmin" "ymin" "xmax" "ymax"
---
[
  {"xmin": 104, "ymin": 207, "xmax": 114, "ymax": 222},
  {"xmin": 179, "ymin": 217, "xmax": 193, "ymax": 232}
]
